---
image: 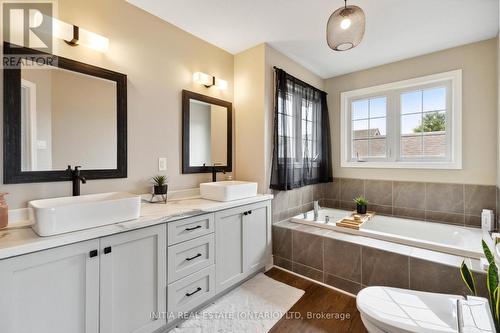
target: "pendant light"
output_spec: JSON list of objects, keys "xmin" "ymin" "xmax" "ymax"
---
[{"xmin": 326, "ymin": 0, "xmax": 366, "ymax": 51}]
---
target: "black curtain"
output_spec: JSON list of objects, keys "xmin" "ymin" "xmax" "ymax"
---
[{"xmin": 270, "ymin": 68, "xmax": 333, "ymax": 191}]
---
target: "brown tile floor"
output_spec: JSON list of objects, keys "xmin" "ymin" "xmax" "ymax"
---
[{"xmin": 266, "ymin": 268, "xmax": 368, "ymax": 333}]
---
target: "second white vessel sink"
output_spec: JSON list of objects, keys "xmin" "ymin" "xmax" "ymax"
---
[
  {"xmin": 200, "ymin": 181, "xmax": 258, "ymax": 202},
  {"xmin": 29, "ymin": 192, "xmax": 141, "ymax": 236}
]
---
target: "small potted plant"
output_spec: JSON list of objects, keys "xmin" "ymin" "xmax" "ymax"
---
[
  {"xmin": 152, "ymin": 175, "xmax": 168, "ymax": 195},
  {"xmin": 354, "ymin": 196, "xmax": 368, "ymax": 215}
]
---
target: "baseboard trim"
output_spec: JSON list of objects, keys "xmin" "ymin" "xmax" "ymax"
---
[{"xmin": 267, "ymin": 265, "xmax": 357, "ymax": 299}]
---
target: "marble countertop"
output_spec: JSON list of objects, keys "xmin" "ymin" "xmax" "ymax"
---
[{"xmin": 0, "ymin": 194, "xmax": 273, "ymax": 260}]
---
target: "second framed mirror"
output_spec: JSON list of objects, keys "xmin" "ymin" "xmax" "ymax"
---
[{"xmin": 182, "ymin": 90, "xmax": 232, "ymax": 174}]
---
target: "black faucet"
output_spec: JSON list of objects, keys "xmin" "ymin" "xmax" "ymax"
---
[
  {"xmin": 67, "ymin": 165, "xmax": 86, "ymax": 196},
  {"xmin": 211, "ymin": 164, "xmax": 226, "ymax": 182}
]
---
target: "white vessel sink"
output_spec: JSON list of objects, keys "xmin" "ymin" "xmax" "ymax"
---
[
  {"xmin": 29, "ymin": 192, "xmax": 141, "ymax": 236},
  {"xmin": 200, "ymin": 181, "xmax": 258, "ymax": 202}
]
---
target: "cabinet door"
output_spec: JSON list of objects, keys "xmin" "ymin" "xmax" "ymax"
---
[
  {"xmin": 100, "ymin": 225, "xmax": 166, "ymax": 333},
  {"xmin": 215, "ymin": 206, "xmax": 245, "ymax": 293},
  {"xmin": 243, "ymin": 202, "xmax": 271, "ymax": 273},
  {"xmin": 0, "ymin": 240, "xmax": 100, "ymax": 333}
]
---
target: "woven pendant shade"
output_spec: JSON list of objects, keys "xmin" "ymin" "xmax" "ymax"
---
[{"xmin": 326, "ymin": 2, "xmax": 366, "ymax": 51}]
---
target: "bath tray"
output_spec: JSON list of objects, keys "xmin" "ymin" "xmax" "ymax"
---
[{"xmin": 336, "ymin": 211, "xmax": 376, "ymax": 230}]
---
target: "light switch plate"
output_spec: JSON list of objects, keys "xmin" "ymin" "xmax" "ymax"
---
[{"xmin": 158, "ymin": 157, "xmax": 167, "ymax": 171}]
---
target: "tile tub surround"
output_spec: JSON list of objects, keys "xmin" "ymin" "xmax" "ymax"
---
[
  {"xmin": 314, "ymin": 178, "xmax": 497, "ymax": 228},
  {"xmin": 272, "ymin": 222, "xmax": 488, "ymax": 298},
  {"xmin": 271, "ymin": 184, "xmax": 323, "ymax": 223}
]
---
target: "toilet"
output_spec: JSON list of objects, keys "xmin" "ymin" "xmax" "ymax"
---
[{"xmin": 356, "ymin": 286, "xmax": 495, "ymax": 333}]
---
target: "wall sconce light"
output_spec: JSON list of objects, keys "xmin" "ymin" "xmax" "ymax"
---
[
  {"xmin": 64, "ymin": 25, "xmax": 79, "ymax": 46},
  {"xmin": 53, "ymin": 18, "xmax": 109, "ymax": 52},
  {"xmin": 193, "ymin": 72, "xmax": 228, "ymax": 90}
]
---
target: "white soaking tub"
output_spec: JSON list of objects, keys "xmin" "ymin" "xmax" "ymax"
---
[{"xmin": 291, "ymin": 208, "xmax": 485, "ymax": 259}]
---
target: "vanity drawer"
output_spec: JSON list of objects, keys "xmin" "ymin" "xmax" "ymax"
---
[
  {"xmin": 168, "ymin": 213, "xmax": 214, "ymax": 245},
  {"xmin": 168, "ymin": 234, "xmax": 214, "ymax": 283},
  {"xmin": 167, "ymin": 265, "xmax": 215, "ymax": 318}
]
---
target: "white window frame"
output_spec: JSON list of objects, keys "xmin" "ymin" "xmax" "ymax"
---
[{"xmin": 340, "ymin": 70, "xmax": 462, "ymax": 169}]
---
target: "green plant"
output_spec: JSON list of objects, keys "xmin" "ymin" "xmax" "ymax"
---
[
  {"xmin": 152, "ymin": 175, "xmax": 167, "ymax": 187},
  {"xmin": 460, "ymin": 240, "xmax": 500, "ymax": 331},
  {"xmin": 353, "ymin": 196, "xmax": 368, "ymax": 206},
  {"xmin": 413, "ymin": 112, "xmax": 446, "ymax": 133}
]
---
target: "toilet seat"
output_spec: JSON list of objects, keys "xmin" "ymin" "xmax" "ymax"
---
[{"xmin": 356, "ymin": 286, "xmax": 495, "ymax": 333}]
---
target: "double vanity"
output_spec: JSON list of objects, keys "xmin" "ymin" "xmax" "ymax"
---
[
  {"xmin": 0, "ymin": 42, "xmax": 259, "ymax": 333},
  {"xmin": 0, "ymin": 182, "xmax": 272, "ymax": 333}
]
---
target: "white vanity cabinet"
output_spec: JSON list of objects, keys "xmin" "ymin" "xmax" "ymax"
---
[
  {"xmin": 0, "ymin": 198, "xmax": 272, "ymax": 333},
  {"xmin": 0, "ymin": 224, "xmax": 166, "ymax": 333},
  {"xmin": 215, "ymin": 201, "xmax": 271, "ymax": 293},
  {"xmin": 100, "ymin": 224, "xmax": 166, "ymax": 333},
  {"xmin": 0, "ymin": 240, "xmax": 100, "ymax": 333}
]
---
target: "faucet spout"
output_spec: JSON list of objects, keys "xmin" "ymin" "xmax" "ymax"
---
[
  {"xmin": 67, "ymin": 165, "xmax": 86, "ymax": 196},
  {"xmin": 313, "ymin": 200, "xmax": 320, "ymax": 221},
  {"xmin": 211, "ymin": 163, "xmax": 226, "ymax": 182}
]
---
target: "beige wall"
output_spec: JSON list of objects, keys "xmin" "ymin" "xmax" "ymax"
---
[
  {"xmin": 210, "ymin": 105, "xmax": 228, "ymax": 165},
  {"xmin": 1, "ymin": 0, "xmax": 234, "ymax": 208},
  {"xmin": 326, "ymin": 39, "xmax": 498, "ymax": 185},
  {"xmin": 51, "ymin": 69, "xmax": 117, "ymax": 170},
  {"xmin": 234, "ymin": 44, "xmax": 266, "ymax": 191},
  {"xmin": 20, "ymin": 68, "xmax": 53, "ymax": 171},
  {"xmin": 189, "ymin": 101, "xmax": 212, "ymax": 166},
  {"xmin": 497, "ymin": 29, "xmax": 500, "ymax": 187}
]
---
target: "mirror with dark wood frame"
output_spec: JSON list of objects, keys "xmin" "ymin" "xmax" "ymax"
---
[
  {"xmin": 3, "ymin": 42, "xmax": 127, "ymax": 184},
  {"xmin": 182, "ymin": 90, "xmax": 232, "ymax": 174}
]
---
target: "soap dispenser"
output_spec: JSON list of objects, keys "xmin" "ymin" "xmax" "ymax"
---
[
  {"xmin": 0, "ymin": 193, "xmax": 8, "ymax": 229},
  {"xmin": 481, "ymin": 209, "xmax": 495, "ymax": 232}
]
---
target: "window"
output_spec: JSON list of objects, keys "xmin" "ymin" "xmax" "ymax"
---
[
  {"xmin": 271, "ymin": 68, "xmax": 333, "ymax": 190},
  {"xmin": 351, "ymin": 97, "xmax": 387, "ymax": 159},
  {"xmin": 341, "ymin": 70, "xmax": 462, "ymax": 169},
  {"xmin": 277, "ymin": 95, "xmax": 317, "ymax": 161}
]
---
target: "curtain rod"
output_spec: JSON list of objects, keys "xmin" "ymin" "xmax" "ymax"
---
[{"xmin": 272, "ymin": 66, "xmax": 327, "ymax": 95}]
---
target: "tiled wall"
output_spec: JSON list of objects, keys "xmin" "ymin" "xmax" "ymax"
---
[
  {"xmin": 336, "ymin": 178, "xmax": 497, "ymax": 227},
  {"xmin": 272, "ymin": 178, "xmax": 498, "ymax": 228},
  {"xmin": 273, "ymin": 225, "xmax": 488, "ymax": 297},
  {"xmin": 271, "ymin": 179, "xmax": 495, "ymax": 298},
  {"xmin": 271, "ymin": 184, "xmax": 323, "ymax": 224}
]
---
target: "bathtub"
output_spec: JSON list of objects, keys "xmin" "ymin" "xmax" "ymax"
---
[{"xmin": 291, "ymin": 208, "xmax": 485, "ymax": 259}]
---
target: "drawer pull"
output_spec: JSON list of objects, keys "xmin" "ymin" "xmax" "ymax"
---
[
  {"xmin": 186, "ymin": 253, "xmax": 202, "ymax": 261},
  {"xmin": 185, "ymin": 225, "xmax": 202, "ymax": 231},
  {"xmin": 185, "ymin": 287, "xmax": 202, "ymax": 297},
  {"xmin": 243, "ymin": 211, "xmax": 248, "ymax": 216},
  {"xmin": 89, "ymin": 250, "xmax": 98, "ymax": 258},
  {"xmin": 103, "ymin": 246, "xmax": 112, "ymax": 254}
]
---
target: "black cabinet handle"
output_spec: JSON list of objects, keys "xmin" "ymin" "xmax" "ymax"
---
[
  {"xmin": 185, "ymin": 225, "xmax": 202, "ymax": 231},
  {"xmin": 103, "ymin": 246, "xmax": 112, "ymax": 254},
  {"xmin": 185, "ymin": 287, "xmax": 202, "ymax": 297},
  {"xmin": 89, "ymin": 250, "xmax": 98, "ymax": 258},
  {"xmin": 186, "ymin": 253, "xmax": 202, "ymax": 261},
  {"xmin": 243, "ymin": 212, "xmax": 248, "ymax": 216},
  {"xmin": 248, "ymin": 210, "xmax": 252, "ymax": 215}
]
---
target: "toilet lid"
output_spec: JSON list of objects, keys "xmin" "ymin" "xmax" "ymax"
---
[{"xmin": 357, "ymin": 286, "xmax": 463, "ymax": 333}]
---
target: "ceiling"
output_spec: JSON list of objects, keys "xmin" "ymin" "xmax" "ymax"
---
[{"xmin": 126, "ymin": 0, "xmax": 499, "ymax": 78}]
